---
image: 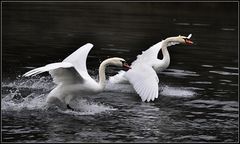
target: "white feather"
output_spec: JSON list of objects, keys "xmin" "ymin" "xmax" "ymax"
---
[
  {"xmin": 23, "ymin": 43, "xmax": 99, "ymax": 106},
  {"xmin": 109, "ymin": 41, "xmax": 163, "ymax": 84},
  {"xmin": 124, "ymin": 64, "xmax": 159, "ymax": 102},
  {"xmin": 108, "ymin": 70, "xmax": 128, "ymax": 84},
  {"xmin": 187, "ymin": 34, "xmax": 192, "ymax": 39},
  {"xmin": 63, "ymin": 43, "xmax": 93, "ymax": 79},
  {"xmin": 131, "ymin": 41, "xmax": 163, "ymax": 68},
  {"xmin": 23, "ymin": 43, "xmax": 94, "ymax": 85},
  {"xmin": 23, "ymin": 62, "xmax": 73, "ymax": 77}
]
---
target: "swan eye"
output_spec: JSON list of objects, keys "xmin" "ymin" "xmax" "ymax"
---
[
  {"xmin": 183, "ymin": 38, "xmax": 189, "ymax": 42},
  {"xmin": 121, "ymin": 60, "xmax": 131, "ymax": 69},
  {"xmin": 120, "ymin": 60, "xmax": 125, "ymax": 64}
]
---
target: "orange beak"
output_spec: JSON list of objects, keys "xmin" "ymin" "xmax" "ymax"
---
[
  {"xmin": 185, "ymin": 39, "xmax": 194, "ymax": 45},
  {"xmin": 123, "ymin": 62, "xmax": 131, "ymax": 69}
]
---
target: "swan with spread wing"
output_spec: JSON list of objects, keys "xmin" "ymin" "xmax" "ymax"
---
[
  {"xmin": 109, "ymin": 34, "xmax": 194, "ymax": 102},
  {"xmin": 23, "ymin": 43, "xmax": 131, "ymax": 110}
]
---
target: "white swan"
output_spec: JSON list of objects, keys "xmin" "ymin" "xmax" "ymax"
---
[
  {"xmin": 23, "ymin": 43, "xmax": 131, "ymax": 110},
  {"xmin": 109, "ymin": 34, "xmax": 193, "ymax": 102}
]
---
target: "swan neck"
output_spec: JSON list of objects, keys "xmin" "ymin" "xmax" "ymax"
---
[
  {"xmin": 165, "ymin": 37, "xmax": 175, "ymax": 42},
  {"xmin": 162, "ymin": 39, "xmax": 171, "ymax": 60},
  {"xmin": 160, "ymin": 39, "xmax": 171, "ymax": 68},
  {"xmin": 161, "ymin": 46, "xmax": 170, "ymax": 61},
  {"xmin": 98, "ymin": 60, "xmax": 107, "ymax": 89}
]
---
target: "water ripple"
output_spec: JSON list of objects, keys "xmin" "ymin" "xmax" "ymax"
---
[
  {"xmin": 209, "ymin": 70, "xmax": 238, "ymax": 76},
  {"xmin": 160, "ymin": 69, "xmax": 200, "ymax": 78}
]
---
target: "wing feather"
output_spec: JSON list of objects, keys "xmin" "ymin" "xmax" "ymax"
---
[
  {"xmin": 23, "ymin": 62, "xmax": 73, "ymax": 77},
  {"xmin": 131, "ymin": 41, "xmax": 163, "ymax": 68},
  {"xmin": 23, "ymin": 62, "xmax": 84, "ymax": 84},
  {"xmin": 124, "ymin": 65, "xmax": 159, "ymax": 102},
  {"xmin": 23, "ymin": 43, "xmax": 96, "ymax": 85},
  {"xmin": 109, "ymin": 41, "xmax": 163, "ymax": 84},
  {"xmin": 63, "ymin": 43, "xmax": 93, "ymax": 79}
]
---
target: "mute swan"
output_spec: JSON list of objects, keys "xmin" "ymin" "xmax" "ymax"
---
[
  {"xmin": 23, "ymin": 43, "xmax": 131, "ymax": 110},
  {"xmin": 109, "ymin": 34, "xmax": 193, "ymax": 102}
]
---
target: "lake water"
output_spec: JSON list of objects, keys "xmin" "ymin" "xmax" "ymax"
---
[{"xmin": 1, "ymin": 2, "xmax": 239, "ymax": 142}]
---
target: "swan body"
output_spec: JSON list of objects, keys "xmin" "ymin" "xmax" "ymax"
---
[
  {"xmin": 109, "ymin": 34, "xmax": 193, "ymax": 102},
  {"xmin": 23, "ymin": 43, "xmax": 130, "ymax": 109}
]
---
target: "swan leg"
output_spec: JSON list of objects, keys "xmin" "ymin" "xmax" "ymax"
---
[
  {"xmin": 65, "ymin": 95, "xmax": 75, "ymax": 111},
  {"xmin": 46, "ymin": 95, "xmax": 65, "ymax": 109},
  {"xmin": 67, "ymin": 104, "xmax": 75, "ymax": 111},
  {"xmin": 46, "ymin": 86, "xmax": 66, "ymax": 109}
]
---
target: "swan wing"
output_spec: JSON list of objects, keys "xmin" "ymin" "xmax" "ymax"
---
[
  {"xmin": 108, "ymin": 70, "xmax": 128, "ymax": 84},
  {"xmin": 124, "ymin": 65, "xmax": 159, "ymax": 102},
  {"xmin": 131, "ymin": 41, "xmax": 163, "ymax": 68},
  {"xmin": 109, "ymin": 41, "xmax": 162, "ymax": 84},
  {"xmin": 23, "ymin": 62, "xmax": 84, "ymax": 84},
  {"xmin": 63, "ymin": 43, "xmax": 93, "ymax": 79}
]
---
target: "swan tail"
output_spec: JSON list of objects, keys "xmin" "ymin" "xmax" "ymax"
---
[{"xmin": 108, "ymin": 70, "xmax": 128, "ymax": 84}]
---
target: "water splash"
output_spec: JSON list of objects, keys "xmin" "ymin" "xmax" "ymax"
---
[
  {"xmin": 1, "ymin": 92, "xmax": 47, "ymax": 111},
  {"xmin": 2, "ymin": 74, "xmax": 197, "ymax": 115},
  {"xmin": 105, "ymin": 80, "xmax": 196, "ymax": 98},
  {"xmin": 105, "ymin": 81, "xmax": 135, "ymax": 93},
  {"xmin": 2, "ymin": 76, "xmax": 116, "ymax": 115},
  {"xmin": 160, "ymin": 85, "xmax": 196, "ymax": 98},
  {"xmin": 2, "ymin": 75, "xmax": 55, "ymax": 91},
  {"xmin": 59, "ymin": 99, "xmax": 117, "ymax": 116}
]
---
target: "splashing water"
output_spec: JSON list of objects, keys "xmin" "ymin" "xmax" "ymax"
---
[
  {"xmin": 2, "ymin": 75, "xmax": 196, "ymax": 116},
  {"xmin": 59, "ymin": 99, "xmax": 117, "ymax": 116},
  {"xmin": 1, "ymin": 76, "xmax": 117, "ymax": 115},
  {"xmin": 105, "ymin": 80, "xmax": 196, "ymax": 98},
  {"xmin": 160, "ymin": 85, "xmax": 196, "ymax": 98},
  {"xmin": 105, "ymin": 81, "xmax": 136, "ymax": 93},
  {"xmin": 2, "ymin": 75, "xmax": 55, "ymax": 90}
]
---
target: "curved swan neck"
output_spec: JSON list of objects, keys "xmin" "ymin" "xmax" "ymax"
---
[
  {"xmin": 164, "ymin": 37, "xmax": 177, "ymax": 43},
  {"xmin": 163, "ymin": 37, "xmax": 181, "ymax": 47},
  {"xmin": 161, "ymin": 45, "xmax": 170, "ymax": 62},
  {"xmin": 98, "ymin": 59, "xmax": 109, "ymax": 89},
  {"xmin": 162, "ymin": 39, "xmax": 171, "ymax": 60},
  {"xmin": 158, "ymin": 39, "xmax": 171, "ymax": 68}
]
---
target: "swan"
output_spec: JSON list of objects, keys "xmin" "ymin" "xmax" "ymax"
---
[
  {"xmin": 109, "ymin": 34, "xmax": 193, "ymax": 102},
  {"xmin": 23, "ymin": 43, "xmax": 131, "ymax": 110}
]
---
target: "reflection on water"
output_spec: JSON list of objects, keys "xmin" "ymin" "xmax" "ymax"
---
[
  {"xmin": 160, "ymin": 68, "xmax": 200, "ymax": 78},
  {"xmin": 2, "ymin": 2, "xmax": 238, "ymax": 143}
]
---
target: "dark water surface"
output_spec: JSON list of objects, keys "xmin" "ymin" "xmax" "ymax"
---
[{"xmin": 2, "ymin": 2, "xmax": 239, "ymax": 142}]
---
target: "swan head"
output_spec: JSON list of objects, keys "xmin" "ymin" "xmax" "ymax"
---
[
  {"xmin": 166, "ymin": 34, "xmax": 194, "ymax": 46},
  {"xmin": 104, "ymin": 57, "xmax": 131, "ymax": 69},
  {"xmin": 177, "ymin": 34, "xmax": 194, "ymax": 45}
]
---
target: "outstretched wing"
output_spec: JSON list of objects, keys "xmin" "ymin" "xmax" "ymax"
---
[
  {"xmin": 124, "ymin": 64, "xmax": 159, "ymax": 102},
  {"xmin": 108, "ymin": 70, "xmax": 128, "ymax": 84},
  {"xmin": 131, "ymin": 41, "xmax": 163, "ymax": 68},
  {"xmin": 109, "ymin": 41, "xmax": 163, "ymax": 84},
  {"xmin": 23, "ymin": 43, "xmax": 95, "ymax": 84},
  {"xmin": 23, "ymin": 62, "xmax": 84, "ymax": 84},
  {"xmin": 63, "ymin": 43, "xmax": 93, "ymax": 79}
]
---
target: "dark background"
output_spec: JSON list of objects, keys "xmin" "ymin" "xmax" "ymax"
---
[{"xmin": 2, "ymin": 2, "xmax": 238, "ymax": 76}]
